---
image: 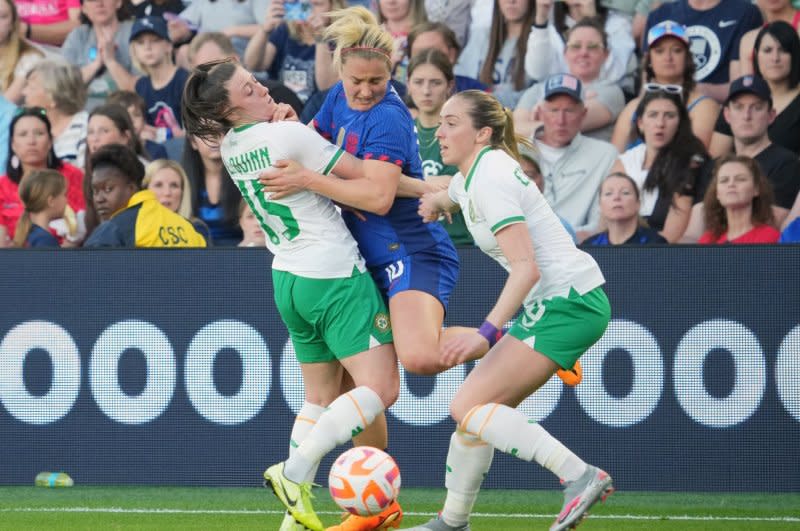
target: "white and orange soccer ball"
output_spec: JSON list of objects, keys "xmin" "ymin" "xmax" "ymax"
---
[{"xmin": 328, "ymin": 446, "xmax": 401, "ymax": 516}]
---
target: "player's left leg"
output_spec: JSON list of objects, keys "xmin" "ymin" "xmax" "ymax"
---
[{"xmin": 451, "ymin": 292, "xmax": 612, "ymax": 530}]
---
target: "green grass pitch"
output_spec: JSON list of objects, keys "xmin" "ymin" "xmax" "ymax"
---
[{"xmin": 0, "ymin": 486, "xmax": 798, "ymax": 530}]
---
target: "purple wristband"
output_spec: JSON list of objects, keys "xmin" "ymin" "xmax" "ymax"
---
[{"xmin": 477, "ymin": 321, "xmax": 501, "ymax": 348}]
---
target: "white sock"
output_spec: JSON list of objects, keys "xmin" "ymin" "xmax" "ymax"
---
[
  {"xmin": 283, "ymin": 387, "xmax": 384, "ymax": 484},
  {"xmin": 288, "ymin": 402, "xmax": 325, "ymax": 482},
  {"xmin": 440, "ymin": 430, "xmax": 494, "ymax": 527},
  {"xmin": 462, "ymin": 403, "xmax": 587, "ymax": 482}
]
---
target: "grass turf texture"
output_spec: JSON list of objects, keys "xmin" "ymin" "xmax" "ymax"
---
[{"xmin": 0, "ymin": 487, "xmax": 798, "ymax": 530}]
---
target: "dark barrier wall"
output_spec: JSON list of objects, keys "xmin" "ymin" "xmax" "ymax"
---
[{"xmin": 0, "ymin": 247, "xmax": 798, "ymax": 492}]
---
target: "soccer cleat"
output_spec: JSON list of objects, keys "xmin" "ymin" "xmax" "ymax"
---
[
  {"xmin": 264, "ymin": 462, "xmax": 324, "ymax": 531},
  {"xmin": 279, "ymin": 511, "xmax": 308, "ymax": 531},
  {"xmin": 550, "ymin": 465, "xmax": 614, "ymax": 531},
  {"xmin": 325, "ymin": 499, "xmax": 403, "ymax": 530},
  {"xmin": 556, "ymin": 360, "xmax": 583, "ymax": 386},
  {"xmin": 402, "ymin": 514, "xmax": 470, "ymax": 531}
]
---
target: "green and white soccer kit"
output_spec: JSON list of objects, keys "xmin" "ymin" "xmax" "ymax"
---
[
  {"xmin": 448, "ymin": 147, "xmax": 610, "ymax": 368},
  {"xmin": 221, "ymin": 121, "xmax": 392, "ymax": 362}
]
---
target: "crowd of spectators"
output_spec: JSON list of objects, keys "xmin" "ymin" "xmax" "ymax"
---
[{"xmin": 1, "ymin": 0, "xmax": 799, "ymax": 248}]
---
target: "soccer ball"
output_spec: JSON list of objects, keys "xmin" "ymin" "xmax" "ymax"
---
[{"xmin": 328, "ymin": 446, "xmax": 401, "ymax": 516}]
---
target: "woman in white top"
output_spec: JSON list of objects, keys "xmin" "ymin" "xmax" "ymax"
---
[
  {"xmin": 455, "ymin": 0, "xmax": 536, "ymax": 108},
  {"xmin": 610, "ymin": 88, "xmax": 708, "ymax": 242},
  {"xmin": 412, "ymin": 89, "xmax": 613, "ymax": 531},
  {"xmin": 526, "ymin": 0, "xmax": 635, "ymax": 91},
  {"xmin": 182, "ymin": 59, "xmax": 399, "ymax": 531}
]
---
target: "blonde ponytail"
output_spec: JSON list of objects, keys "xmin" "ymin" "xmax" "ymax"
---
[
  {"xmin": 324, "ymin": 6, "xmax": 394, "ymax": 71},
  {"xmin": 501, "ymin": 107, "xmax": 523, "ymax": 162},
  {"xmin": 13, "ymin": 212, "xmax": 32, "ymax": 248},
  {"xmin": 456, "ymin": 90, "xmax": 529, "ymax": 160}
]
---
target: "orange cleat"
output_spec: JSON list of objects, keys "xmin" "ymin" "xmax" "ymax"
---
[
  {"xmin": 325, "ymin": 500, "xmax": 403, "ymax": 531},
  {"xmin": 556, "ymin": 360, "xmax": 582, "ymax": 387}
]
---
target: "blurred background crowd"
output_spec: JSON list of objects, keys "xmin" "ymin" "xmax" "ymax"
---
[{"xmin": 1, "ymin": 0, "xmax": 799, "ymax": 248}]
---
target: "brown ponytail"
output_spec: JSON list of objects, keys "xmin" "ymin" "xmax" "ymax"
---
[{"xmin": 13, "ymin": 169, "xmax": 66, "ymax": 248}]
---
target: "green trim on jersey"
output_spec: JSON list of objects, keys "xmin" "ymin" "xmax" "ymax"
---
[
  {"xmin": 233, "ymin": 122, "xmax": 258, "ymax": 133},
  {"xmin": 491, "ymin": 215, "xmax": 526, "ymax": 233},
  {"xmin": 272, "ymin": 268, "xmax": 393, "ymax": 363},
  {"xmin": 464, "ymin": 146, "xmax": 493, "ymax": 191},
  {"xmin": 322, "ymin": 149, "xmax": 344, "ymax": 175}
]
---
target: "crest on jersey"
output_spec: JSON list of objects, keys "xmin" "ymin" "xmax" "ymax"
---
[{"xmin": 373, "ymin": 312, "xmax": 391, "ymax": 332}]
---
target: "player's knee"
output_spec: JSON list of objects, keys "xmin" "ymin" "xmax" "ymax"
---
[
  {"xmin": 372, "ymin": 374, "xmax": 400, "ymax": 409},
  {"xmin": 449, "ymin": 395, "xmax": 475, "ymax": 426},
  {"xmin": 305, "ymin": 387, "xmax": 341, "ymax": 408},
  {"xmin": 451, "ymin": 399, "xmax": 495, "ymax": 430}
]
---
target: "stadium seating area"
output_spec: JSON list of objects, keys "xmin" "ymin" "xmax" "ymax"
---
[{"xmin": 1, "ymin": 0, "xmax": 799, "ymax": 248}]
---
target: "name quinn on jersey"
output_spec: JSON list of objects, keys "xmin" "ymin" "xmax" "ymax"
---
[{"xmin": 227, "ymin": 147, "xmax": 272, "ymax": 176}]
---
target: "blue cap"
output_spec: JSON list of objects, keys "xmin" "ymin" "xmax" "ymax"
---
[
  {"xmin": 726, "ymin": 75, "xmax": 772, "ymax": 106},
  {"xmin": 543, "ymin": 74, "xmax": 583, "ymax": 102},
  {"xmin": 130, "ymin": 16, "xmax": 170, "ymax": 43},
  {"xmin": 647, "ymin": 20, "xmax": 689, "ymax": 47}
]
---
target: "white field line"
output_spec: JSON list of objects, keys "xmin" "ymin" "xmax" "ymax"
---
[{"xmin": 0, "ymin": 507, "xmax": 798, "ymax": 522}]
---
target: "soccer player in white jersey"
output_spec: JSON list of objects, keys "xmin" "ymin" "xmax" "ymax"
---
[
  {"xmin": 182, "ymin": 59, "xmax": 400, "ymax": 531},
  {"xmin": 413, "ymin": 89, "xmax": 615, "ymax": 531}
]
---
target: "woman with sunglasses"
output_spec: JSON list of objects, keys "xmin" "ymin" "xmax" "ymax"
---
[
  {"xmin": 611, "ymin": 20, "xmax": 720, "ymax": 152},
  {"xmin": 0, "ymin": 107, "xmax": 85, "ymax": 241},
  {"xmin": 710, "ymin": 21, "xmax": 800, "ymax": 157},
  {"xmin": 608, "ymin": 88, "xmax": 708, "ymax": 242}
]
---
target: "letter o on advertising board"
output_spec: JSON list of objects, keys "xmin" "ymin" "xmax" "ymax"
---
[
  {"xmin": 775, "ymin": 325, "xmax": 800, "ymax": 422},
  {"xmin": 280, "ymin": 340, "xmax": 303, "ymax": 415},
  {"xmin": 185, "ymin": 320, "xmax": 270, "ymax": 425},
  {"xmin": 90, "ymin": 320, "xmax": 176, "ymax": 424},
  {"xmin": 576, "ymin": 319, "xmax": 664, "ymax": 427},
  {"xmin": 0, "ymin": 321, "xmax": 80, "ymax": 424},
  {"xmin": 674, "ymin": 319, "xmax": 765, "ymax": 428}
]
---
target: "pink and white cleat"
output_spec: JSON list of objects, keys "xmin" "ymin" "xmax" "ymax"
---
[{"xmin": 550, "ymin": 466, "xmax": 614, "ymax": 531}]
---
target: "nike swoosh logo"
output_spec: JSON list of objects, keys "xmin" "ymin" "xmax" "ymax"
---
[
  {"xmin": 718, "ymin": 20, "xmax": 736, "ymax": 28},
  {"xmin": 284, "ymin": 490, "xmax": 298, "ymax": 507}
]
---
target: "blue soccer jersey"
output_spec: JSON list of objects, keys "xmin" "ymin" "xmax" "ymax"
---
[{"xmin": 313, "ymin": 81, "xmax": 451, "ymax": 268}]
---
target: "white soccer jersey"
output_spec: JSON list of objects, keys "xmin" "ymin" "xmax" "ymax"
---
[
  {"xmin": 221, "ymin": 120, "xmax": 365, "ymax": 278},
  {"xmin": 448, "ymin": 147, "xmax": 605, "ymax": 304}
]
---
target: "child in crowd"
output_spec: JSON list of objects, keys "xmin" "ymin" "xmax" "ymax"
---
[
  {"xmin": 237, "ymin": 199, "xmax": 265, "ymax": 247},
  {"xmin": 13, "ymin": 169, "xmax": 68, "ymax": 248},
  {"xmin": 129, "ymin": 16, "xmax": 188, "ymax": 142},
  {"xmin": 107, "ymin": 90, "xmax": 169, "ymax": 160}
]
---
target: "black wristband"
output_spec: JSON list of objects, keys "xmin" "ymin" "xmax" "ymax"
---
[{"xmin": 532, "ymin": 21, "xmax": 548, "ymax": 29}]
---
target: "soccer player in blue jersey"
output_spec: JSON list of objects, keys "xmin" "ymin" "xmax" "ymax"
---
[{"xmin": 259, "ymin": 7, "xmax": 465, "ymax": 530}]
